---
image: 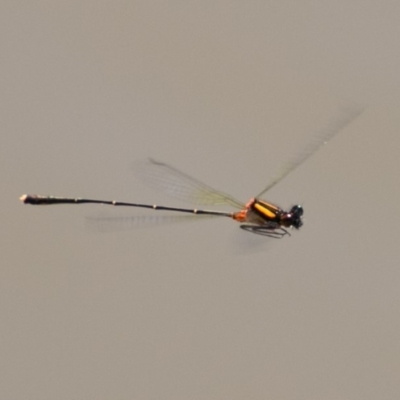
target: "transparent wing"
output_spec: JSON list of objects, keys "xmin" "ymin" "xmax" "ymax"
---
[
  {"xmin": 135, "ymin": 158, "xmax": 245, "ymax": 209},
  {"xmin": 256, "ymin": 106, "xmax": 365, "ymax": 198},
  {"xmin": 86, "ymin": 214, "xmax": 215, "ymax": 232}
]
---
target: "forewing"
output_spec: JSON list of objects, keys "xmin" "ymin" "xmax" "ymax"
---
[
  {"xmin": 135, "ymin": 158, "xmax": 245, "ymax": 209},
  {"xmin": 256, "ymin": 106, "xmax": 365, "ymax": 198}
]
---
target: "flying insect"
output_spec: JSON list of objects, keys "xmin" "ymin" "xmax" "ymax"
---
[{"xmin": 20, "ymin": 108, "xmax": 363, "ymax": 238}]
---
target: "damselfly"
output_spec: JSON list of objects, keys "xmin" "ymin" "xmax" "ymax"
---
[{"xmin": 20, "ymin": 108, "xmax": 363, "ymax": 238}]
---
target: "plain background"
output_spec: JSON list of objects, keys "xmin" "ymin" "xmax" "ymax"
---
[{"xmin": 2, "ymin": 2, "xmax": 400, "ymax": 399}]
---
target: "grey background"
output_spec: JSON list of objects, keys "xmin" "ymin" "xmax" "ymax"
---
[{"xmin": 2, "ymin": 2, "xmax": 400, "ymax": 399}]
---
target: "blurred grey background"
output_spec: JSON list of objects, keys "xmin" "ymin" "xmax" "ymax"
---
[{"xmin": 2, "ymin": 2, "xmax": 400, "ymax": 399}]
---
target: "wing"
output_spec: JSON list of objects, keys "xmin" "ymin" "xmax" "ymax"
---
[
  {"xmin": 86, "ymin": 214, "xmax": 215, "ymax": 232},
  {"xmin": 256, "ymin": 106, "xmax": 365, "ymax": 198},
  {"xmin": 135, "ymin": 158, "xmax": 245, "ymax": 209}
]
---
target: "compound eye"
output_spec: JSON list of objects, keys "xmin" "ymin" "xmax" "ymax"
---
[
  {"xmin": 295, "ymin": 219, "xmax": 303, "ymax": 229},
  {"xmin": 291, "ymin": 205, "xmax": 303, "ymax": 217}
]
